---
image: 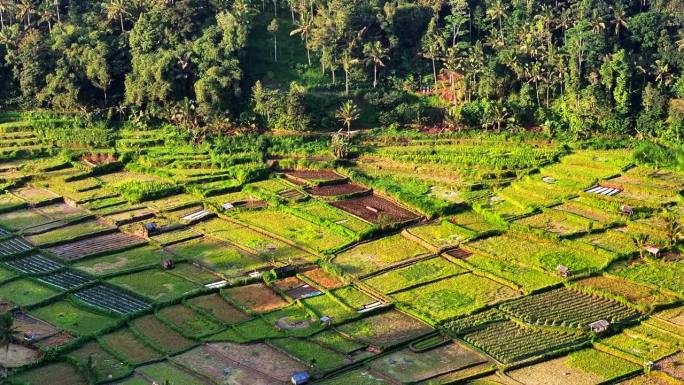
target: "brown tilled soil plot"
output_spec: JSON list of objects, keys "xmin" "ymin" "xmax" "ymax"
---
[
  {"xmin": 307, "ymin": 183, "xmax": 368, "ymax": 196},
  {"xmin": 274, "ymin": 277, "xmax": 305, "ymax": 291},
  {"xmin": 131, "ymin": 315, "xmax": 195, "ymax": 354},
  {"xmin": 506, "ymin": 356, "xmax": 602, "ymax": 385},
  {"xmin": 331, "ymin": 194, "xmax": 419, "ymax": 223},
  {"xmin": 284, "ymin": 169, "xmax": 345, "ymax": 182},
  {"xmin": 35, "ymin": 332, "xmax": 75, "ymax": 349},
  {"xmin": 187, "ymin": 293, "xmax": 250, "ymax": 325},
  {"xmin": 336, "ymin": 310, "xmax": 433, "ymax": 348},
  {"xmin": 301, "ymin": 268, "xmax": 344, "ymax": 289},
  {"xmin": 0, "ymin": 343, "xmax": 42, "ymax": 367},
  {"xmin": 658, "ymin": 352, "xmax": 684, "ymax": 380},
  {"xmin": 209, "ymin": 342, "xmax": 307, "ymax": 382},
  {"xmin": 224, "ymin": 283, "xmax": 289, "ymax": 313},
  {"xmin": 13, "ymin": 312, "xmax": 59, "ymax": 341}
]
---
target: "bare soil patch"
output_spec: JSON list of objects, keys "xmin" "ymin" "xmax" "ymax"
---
[
  {"xmin": 35, "ymin": 331, "xmax": 75, "ymax": 349},
  {"xmin": 331, "ymin": 194, "xmax": 419, "ymax": 224},
  {"xmin": 284, "ymin": 169, "xmax": 345, "ymax": 182},
  {"xmin": 186, "ymin": 293, "xmax": 250, "ymax": 325},
  {"xmin": 224, "ymin": 283, "xmax": 289, "ymax": 313},
  {"xmin": 0, "ymin": 343, "xmax": 42, "ymax": 367},
  {"xmin": 301, "ymin": 268, "xmax": 344, "ymax": 289},
  {"xmin": 506, "ymin": 356, "xmax": 603, "ymax": 385},
  {"xmin": 307, "ymin": 183, "xmax": 368, "ymax": 196}
]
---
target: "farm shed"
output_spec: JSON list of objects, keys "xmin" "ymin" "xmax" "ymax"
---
[
  {"xmin": 589, "ymin": 319, "xmax": 610, "ymax": 333},
  {"xmin": 646, "ymin": 246, "xmax": 661, "ymax": 258},
  {"xmin": 556, "ymin": 265, "xmax": 570, "ymax": 278}
]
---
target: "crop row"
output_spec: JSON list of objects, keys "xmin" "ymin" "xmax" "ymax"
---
[
  {"xmin": 500, "ymin": 288, "xmax": 639, "ymax": 328},
  {"xmin": 0, "ymin": 237, "xmax": 33, "ymax": 257},
  {"xmin": 464, "ymin": 320, "xmax": 587, "ymax": 364},
  {"xmin": 38, "ymin": 270, "xmax": 92, "ymax": 290},
  {"xmin": 74, "ymin": 284, "xmax": 150, "ymax": 315},
  {"xmin": 4, "ymin": 254, "xmax": 63, "ymax": 275},
  {"xmin": 442, "ymin": 308, "xmax": 508, "ymax": 335}
]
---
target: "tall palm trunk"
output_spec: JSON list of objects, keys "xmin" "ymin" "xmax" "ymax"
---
[{"xmin": 373, "ymin": 64, "xmax": 377, "ymax": 88}]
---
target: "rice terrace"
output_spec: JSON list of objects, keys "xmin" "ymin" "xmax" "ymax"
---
[{"xmin": 0, "ymin": 0, "xmax": 683, "ymax": 385}]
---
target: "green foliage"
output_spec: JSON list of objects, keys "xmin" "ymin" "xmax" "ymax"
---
[{"xmin": 112, "ymin": 180, "xmax": 183, "ymax": 203}]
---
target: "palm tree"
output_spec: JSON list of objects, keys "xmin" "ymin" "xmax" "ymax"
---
[
  {"xmin": 612, "ymin": 4, "xmax": 628, "ymax": 38},
  {"xmin": 652, "ymin": 60, "xmax": 671, "ymax": 88},
  {"xmin": 486, "ymin": 0, "xmax": 507, "ymax": 41},
  {"xmin": 341, "ymin": 49, "xmax": 359, "ymax": 95},
  {"xmin": 290, "ymin": 11, "xmax": 313, "ymax": 66},
  {"xmin": 631, "ymin": 233, "xmax": 650, "ymax": 260},
  {"xmin": 363, "ymin": 41, "xmax": 389, "ymax": 88},
  {"xmin": 267, "ymin": 18, "xmax": 279, "ymax": 62},
  {"xmin": 104, "ymin": 0, "xmax": 129, "ymax": 32},
  {"xmin": 421, "ymin": 18, "xmax": 445, "ymax": 87},
  {"xmin": 0, "ymin": 0, "xmax": 11, "ymax": 29},
  {"xmin": 17, "ymin": 0, "xmax": 34, "ymax": 28},
  {"xmin": 38, "ymin": 2, "xmax": 55, "ymax": 34},
  {"xmin": 664, "ymin": 212, "xmax": 682, "ymax": 249},
  {"xmin": 336, "ymin": 100, "xmax": 359, "ymax": 134},
  {"xmin": 676, "ymin": 30, "xmax": 684, "ymax": 53}
]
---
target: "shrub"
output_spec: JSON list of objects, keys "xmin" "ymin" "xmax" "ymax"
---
[{"xmin": 113, "ymin": 180, "xmax": 182, "ymax": 203}]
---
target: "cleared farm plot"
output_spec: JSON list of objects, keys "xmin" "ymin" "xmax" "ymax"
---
[
  {"xmin": 167, "ymin": 238, "xmax": 267, "ymax": 277},
  {"xmin": 406, "ymin": 220, "xmax": 476, "ymax": 249},
  {"xmin": 0, "ymin": 193, "xmax": 26, "ymax": 212},
  {"xmin": 67, "ymin": 341, "xmax": 131, "ymax": 383},
  {"xmin": 364, "ymin": 256, "xmax": 468, "ymax": 294},
  {"xmin": 136, "ymin": 362, "xmax": 208, "ymax": 385},
  {"xmin": 301, "ymin": 292, "xmax": 357, "ymax": 322},
  {"xmin": 130, "ymin": 315, "xmax": 195, "ymax": 354},
  {"xmin": 12, "ymin": 362, "xmax": 88, "ymax": 385},
  {"xmin": 26, "ymin": 219, "xmax": 114, "ymax": 246},
  {"xmin": 232, "ymin": 207, "xmax": 354, "ymax": 253},
  {"xmin": 369, "ymin": 341, "xmax": 490, "ymax": 383},
  {"xmin": 301, "ymin": 267, "xmax": 344, "ymax": 289},
  {"xmin": 285, "ymin": 169, "xmax": 346, "ymax": 183},
  {"xmin": 74, "ymin": 284, "xmax": 151, "ymax": 315},
  {"xmin": 45, "ymin": 231, "xmax": 146, "ymax": 261},
  {"xmin": 157, "ymin": 304, "xmax": 224, "ymax": 337},
  {"xmin": 73, "ymin": 245, "xmax": 170, "ymax": 276},
  {"xmin": 499, "ymin": 288, "xmax": 639, "ymax": 328},
  {"xmin": 317, "ymin": 368, "xmax": 391, "ymax": 385},
  {"xmin": 394, "ymin": 274, "xmax": 519, "ymax": 322},
  {"xmin": 166, "ymin": 263, "xmax": 221, "ymax": 285},
  {"xmin": 335, "ymin": 310, "xmax": 433, "ymax": 349},
  {"xmin": 0, "ymin": 279, "xmax": 59, "ymax": 306},
  {"xmin": 515, "ymin": 209, "xmax": 602, "ymax": 236},
  {"xmin": 106, "ymin": 269, "xmax": 200, "ymax": 303},
  {"xmin": 38, "ymin": 270, "xmax": 92, "ymax": 290},
  {"xmin": 0, "ymin": 237, "xmax": 33, "ymax": 256},
  {"xmin": 270, "ymin": 337, "xmax": 351, "ymax": 372},
  {"xmin": 306, "ymin": 182, "xmax": 368, "ymax": 196},
  {"xmin": 100, "ymin": 328, "xmax": 163, "ymax": 365},
  {"xmin": 506, "ymin": 354, "xmax": 622, "ymax": 385},
  {"xmin": 333, "ymin": 234, "xmax": 431, "ymax": 276},
  {"xmin": 331, "ymin": 194, "xmax": 420, "ymax": 224},
  {"xmin": 12, "ymin": 311, "xmax": 60, "ymax": 341},
  {"xmin": 12, "ymin": 186, "xmax": 60, "ymax": 205},
  {"xmin": 611, "ymin": 260, "xmax": 684, "ymax": 297},
  {"xmin": 578, "ymin": 230, "xmax": 639, "ymax": 255},
  {"xmin": 464, "ymin": 320, "xmax": 587, "ymax": 364},
  {"xmin": 4, "ymin": 253, "xmax": 63, "ymax": 275},
  {"xmin": 596, "ymin": 328, "xmax": 678, "ymax": 363},
  {"xmin": 149, "ymin": 227, "xmax": 202, "ymax": 245},
  {"xmin": 35, "ymin": 202, "xmax": 89, "ymax": 221},
  {"xmin": 224, "ymin": 282, "xmax": 289, "ymax": 313},
  {"xmin": 30, "ymin": 300, "xmax": 119, "ymax": 336},
  {"xmin": 186, "ymin": 293, "xmax": 250, "ymax": 324},
  {"xmin": 293, "ymin": 200, "xmax": 374, "ymax": 234},
  {"xmin": 657, "ymin": 351, "xmax": 684, "ymax": 380},
  {"xmin": 0, "ymin": 343, "xmax": 42, "ymax": 368}
]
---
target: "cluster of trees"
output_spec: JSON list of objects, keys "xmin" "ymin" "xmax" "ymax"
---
[{"xmin": 1, "ymin": 0, "xmax": 684, "ymax": 139}]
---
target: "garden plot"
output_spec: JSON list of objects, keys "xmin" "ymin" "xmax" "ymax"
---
[
  {"xmin": 463, "ymin": 320, "xmax": 587, "ymax": 364},
  {"xmin": 12, "ymin": 311, "xmax": 60, "ymax": 342},
  {"xmin": 393, "ymin": 273, "xmax": 520, "ymax": 323},
  {"xmin": 186, "ymin": 293, "xmax": 250, "ymax": 325},
  {"xmin": 130, "ymin": 315, "xmax": 195, "ymax": 354},
  {"xmin": 330, "ymin": 285, "xmax": 377, "ymax": 309},
  {"xmin": 284, "ymin": 169, "xmax": 346, "ymax": 184},
  {"xmin": 293, "ymin": 200, "xmax": 374, "ymax": 234},
  {"xmin": 301, "ymin": 292, "xmax": 357, "ymax": 322},
  {"xmin": 35, "ymin": 202, "xmax": 89, "ymax": 221},
  {"xmin": 149, "ymin": 227, "xmax": 202, "ymax": 246},
  {"xmin": 363, "ymin": 256, "xmax": 468, "ymax": 294},
  {"xmin": 34, "ymin": 331, "xmax": 76, "ymax": 350},
  {"xmin": 45, "ymin": 231, "xmax": 146, "ymax": 261},
  {"xmin": 30, "ymin": 300, "xmax": 118, "ymax": 336},
  {"xmin": 0, "ymin": 192, "xmax": 26, "ymax": 213},
  {"xmin": 4, "ymin": 253, "xmax": 63, "ymax": 275},
  {"xmin": 26, "ymin": 219, "xmax": 115, "ymax": 246},
  {"xmin": 463, "ymin": 252, "xmax": 562, "ymax": 293},
  {"xmin": 467, "ymin": 232, "xmax": 617, "ymax": 273},
  {"xmin": 333, "ymin": 234, "xmax": 431, "ymax": 277},
  {"xmin": 0, "ymin": 279, "xmax": 59, "ymax": 306},
  {"xmin": 610, "ymin": 260, "xmax": 684, "ymax": 297},
  {"xmin": 0, "ymin": 343, "xmax": 42, "ymax": 367},
  {"xmin": 136, "ymin": 362, "xmax": 209, "ymax": 385},
  {"xmin": 306, "ymin": 182, "xmax": 368, "ymax": 196},
  {"xmin": 232, "ymin": 207, "xmax": 354, "ymax": 253},
  {"xmin": 317, "ymin": 368, "xmax": 391, "ymax": 385},
  {"xmin": 270, "ymin": 337, "xmax": 352, "ymax": 372},
  {"xmin": 224, "ymin": 283, "xmax": 289, "ymax": 313},
  {"xmin": 12, "ymin": 186, "xmax": 61, "ymax": 206},
  {"xmin": 596, "ymin": 327, "xmax": 678, "ymax": 363},
  {"xmin": 500, "ymin": 288, "xmax": 639, "ymax": 329},
  {"xmin": 38, "ymin": 270, "xmax": 92, "ymax": 290},
  {"xmin": 0, "ymin": 236, "xmax": 34, "ymax": 256},
  {"xmin": 157, "ymin": 304, "xmax": 224, "ymax": 337},
  {"xmin": 74, "ymin": 284, "xmax": 151, "ymax": 315},
  {"xmin": 104, "ymin": 207, "xmax": 157, "ymax": 226},
  {"xmin": 555, "ymin": 199, "xmax": 621, "ymax": 223},
  {"xmin": 331, "ymin": 194, "xmax": 420, "ymax": 224},
  {"xmin": 67, "ymin": 341, "xmax": 132, "ymax": 383},
  {"xmin": 578, "ymin": 229, "xmax": 639, "ymax": 255},
  {"xmin": 301, "ymin": 267, "xmax": 344, "ymax": 289},
  {"xmin": 145, "ymin": 193, "xmax": 201, "ymax": 212},
  {"xmin": 99, "ymin": 329, "xmax": 162, "ymax": 365},
  {"xmin": 73, "ymin": 245, "xmax": 170, "ymax": 276},
  {"xmin": 183, "ymin": 342, "xmax": 309, "ymax": 384},
  {"xmin": 107, "ymin": 269, "xmax": 201, "ymax": 303},
  {"xmin": 167, "ymin": 237, "xmax": 267, "ymax": 278},
  {"xmin": 514, "ymin": 209, "xmax": 603, "ymax": 236},
  {"xmin": 335, "ymin": 310, "xmax": 434, "ymax": 349},
  {"xmin": 310, "ymin": 329, "xmax": 366, "ymax": 354},
  {"xmin": 369, "ymin": 341, "xmax": 490, "ymax": 383},
  {"xmin": 274, "ymin": 276, "xmax": 322, "ymax": 299},
  {"xmin": 406, "ymin": 220, "xmax": 477, "ymax": 250},
  {"xmin": 618, "ymin": 373, "xmax": 683, "ymax": 385},
  {"xmin": 573, "ymin": 276, "xmax": 677, "ymax": 309},
  {"xmin": 11, "ymin": 362, "xmax": 88, "ymax": 385},
  {"xmin": 656, "ymin": 352, "xmax": 684, "ymax": 380},
  {"xmin": 0, "ymin": 265, "xmax": 16, "ymax": 283}
]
